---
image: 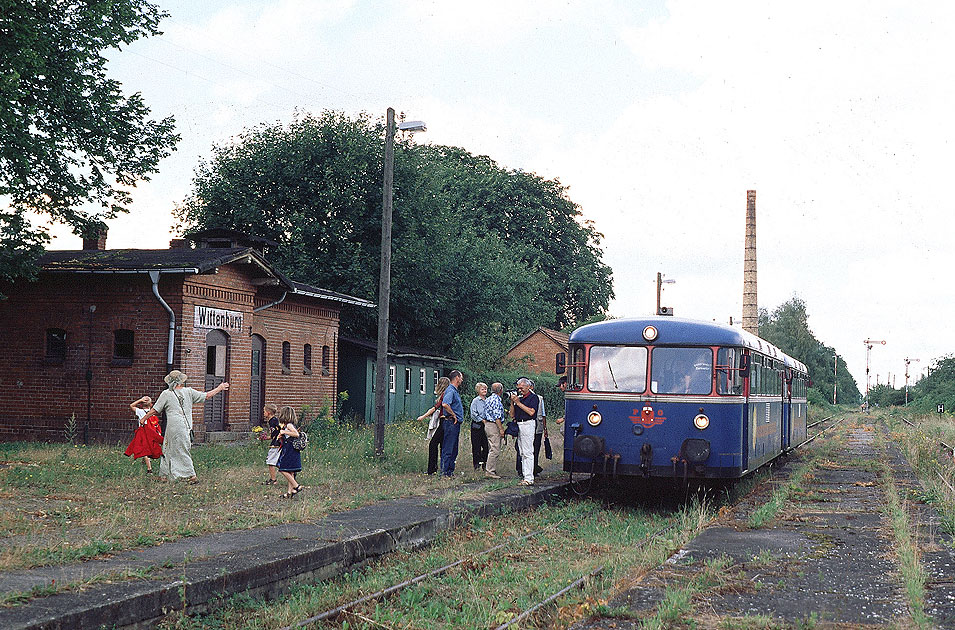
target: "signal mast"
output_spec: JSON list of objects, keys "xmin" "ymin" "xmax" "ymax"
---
[
  {"xmin": 863, "ymin": 338, "xmax": 886, "ymax": 410},
  {"xmin": 904, "ymin": 357, "xmax": 920, "ymax": 406}
]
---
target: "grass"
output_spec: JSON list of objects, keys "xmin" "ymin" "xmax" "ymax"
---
[
  {"xmin": 157, "ymin": 498, "xmax": 710, "ymax": 630},
  {"xmin": 748, "ymin": 458, "xmax": 817, "ymax": 529},
  {"xmin": 0, "ymin": 417, "xmax": 563, "ymax": 572},
  {"xmin": 637, "ymin": 554, "xmax": 733, "ymax": 630}
]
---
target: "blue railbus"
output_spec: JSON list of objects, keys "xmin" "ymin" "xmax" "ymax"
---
[{"xmin": 559, "ymin": 317, "xmax": 809, "ymax": 481}]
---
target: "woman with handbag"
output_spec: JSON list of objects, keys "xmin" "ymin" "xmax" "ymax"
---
[
  {"xmin": 417, "ymin": 377, "xmax": 452, "ymax": 475},
  {"xmin": 276, "ymin": 406, "xmax": 305, "ymax": 498},
  {"xmin": 469, "ymin": 383, "xmax": 490, "ymax": 471},
  {"xmin": 141, "ymin": 370, "xmax": 229, "ymax": 484}
]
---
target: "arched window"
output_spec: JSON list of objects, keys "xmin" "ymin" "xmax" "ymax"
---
[
  {"xmin": 322, "ymin": 345, "xmax": 330, "ymax": 376},
  {"xmin": 113, "ymin": 329, "xmax": 134, "ymax": 365},
  {"xmin": 45, "ymin": 328, "xmax": 66, "ymax": 363},
  {"xmin": 303, "ymin": 343, "xmax": 312, "ymax": 375},
  {"xmin": 282, "ymin": 341, "xmax": 291, "ymax": 375}
]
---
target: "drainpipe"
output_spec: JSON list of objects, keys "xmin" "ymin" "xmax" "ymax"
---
[
  {"xmin": 253, "ymin": 290, "xmax": 288, "ymax": 313},
  {"xmin": 149, "ymin": 271, "xmax": 176, "ymax": 372}
]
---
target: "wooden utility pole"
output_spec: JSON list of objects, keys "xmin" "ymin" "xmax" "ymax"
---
[{"xmin": 374, "ymin": 108, "xmax": 396, "ymax": 458}]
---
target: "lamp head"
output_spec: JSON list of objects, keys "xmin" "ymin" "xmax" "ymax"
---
[{"xmin": 397, "ymin": 120, "xmax": 427, "ymax": 132}]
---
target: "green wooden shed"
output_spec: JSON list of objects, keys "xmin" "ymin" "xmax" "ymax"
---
[{"xmin": 337, "ymin": 336, "xmax": 456, "ymax": 424}]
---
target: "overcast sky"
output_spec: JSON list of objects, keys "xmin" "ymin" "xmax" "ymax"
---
[{"xmin": 44, "ymin": 0, "xmax": 955, "ymax": 395}]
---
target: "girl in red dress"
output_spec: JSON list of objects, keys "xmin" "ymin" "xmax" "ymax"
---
[{"xmin": 124, "ymin": 396, "xmax": 163, "ymax": 472}]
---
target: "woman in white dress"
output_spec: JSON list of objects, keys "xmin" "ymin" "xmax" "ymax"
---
[{"xmin": 142, "ymin": 370, "xmax": 229, "ymax": 483}]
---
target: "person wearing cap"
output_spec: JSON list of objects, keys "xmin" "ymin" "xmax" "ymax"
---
[{"xmin": 141, "ymin": 370, "xmax": 229, "ymax": 483}]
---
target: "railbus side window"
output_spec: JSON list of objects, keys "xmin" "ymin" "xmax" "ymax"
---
[
  {"xmin": 650, "ymin": 347, "xmax": 712, "ymax": 395},
  {"xmin": 588, "ymin": 346, "xmax": 647, "ymax": 392},
  {"xmin": 716, "ymin": 347, "xmax": 743, "ymax": 395},
  {"xmin": 570, "ymin": 346, "xmax": 585, "ymax": 390}
]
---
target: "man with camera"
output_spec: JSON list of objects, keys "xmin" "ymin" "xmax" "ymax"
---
[{"xmin": 509, "ymin": 377, "xmax": 540, "ymax": 486}]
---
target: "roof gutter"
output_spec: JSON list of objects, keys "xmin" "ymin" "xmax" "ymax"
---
[
  {"xmin": 148, "ymin": 270, "xmax": 185, "ymax": 371},
  {"xmin": 253, "ymin": 290, "xmax": 287, "ymax": 313}
]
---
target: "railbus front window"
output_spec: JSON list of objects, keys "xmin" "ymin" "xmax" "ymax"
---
[
  {"xmin": 588, "ymin": 346, "xmax": 647, "ymax": 392},
  {"xmin": 650, "ymin": 347, "xmax": 713, "ymax": 395}
]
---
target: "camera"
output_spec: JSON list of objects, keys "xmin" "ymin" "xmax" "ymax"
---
[{"xmin": 506, "ymin": 390, "xmax": 518, "ymax": 399}]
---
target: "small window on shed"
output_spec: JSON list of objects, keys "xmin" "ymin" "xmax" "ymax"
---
[
  {"xmin": 45, "ymin": 328, "xmax": 67, "ymax": 363},
  {"xmin": 419, "ymin": 369, "xmax": 427, "ymax": 394},
  {"xmin": 282, "ymin": 341, "xmax": 291, "ymax": 375},
  {"xmin": 303, "ymin": 344, "xmax": 312, "ymax": 375},
  {"xmin": 322, "ymin": 345, "xmax": 330, "ymax": 376},
  {"xmin": 433, "ymin": 370, "xmax": 439, "ymax": 392},
  {"xmin": 113, "ymin": 329, "xmax": 134, "ymax": 365},
  {"xmin": 404, "ymin": 368, "xmax": 412, "ymax": 393},
  {"xmin": 389, "ymin": 365, "xmax": 396, "ymax": 393}
]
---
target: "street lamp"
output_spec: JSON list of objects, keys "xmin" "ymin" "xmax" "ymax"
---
[
  {"xmin": 904, "ymin": 357, "xmax": 919, "ymax": 406},
  {"xmin": 374, "ymin": 108, "xmax": 426, "ymax": 458}
]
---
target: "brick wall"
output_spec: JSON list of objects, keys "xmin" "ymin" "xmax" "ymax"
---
[
  {"xmin": 0, "ymin": 265, "xmax": 343, "ymax": 444},
  {"xmin": 504, "ymin": 332, "xmax": 566, "ymax": 374}
]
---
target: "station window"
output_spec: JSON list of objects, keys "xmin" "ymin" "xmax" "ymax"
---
[
  {"xmin": 322, "ymin": 345, "xmax": 330, "ymax": 376},
  {"xmin": 419, "ymin": 368, "xmax": 427, "ymax": 394},
  {"xmin": 282, "ymin": 341, "xmax": 291, "ymax": 375},
  {"xmin": 303, "ymin": 344, "xmax": 312, "ymax": 375},
  {"xmin": 113, "ymin": 329, "xmax": 134, "ymax": 365},
  {"xmin": 45, "ymin": 328, "xmax": 67, "ymax": 364}
]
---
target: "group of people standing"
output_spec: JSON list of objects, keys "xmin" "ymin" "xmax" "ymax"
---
[
  {"xmin": 123, "ymin": 369, "xmax": 304, "ymax": 498},
  {"xmin": 419, "ymin": 371, "xmax": 553, "ymax": 486}
]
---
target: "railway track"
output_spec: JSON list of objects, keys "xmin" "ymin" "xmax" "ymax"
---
[{"xmin": 276, "ymin": 515, "xmax": 683, "ymax": 630}]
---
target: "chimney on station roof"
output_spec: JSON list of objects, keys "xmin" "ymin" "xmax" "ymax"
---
[
  {"xmin": 81, "ymin": 223, "xmax": 108, "ymax": 251},
  {"xmin": 742, "ymin": 190, "xmax": 758, "ymax": 334}
]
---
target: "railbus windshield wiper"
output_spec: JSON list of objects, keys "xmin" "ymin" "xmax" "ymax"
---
[{"xmin": 608, "ymin": 361, "xmax": 618, "ymax": 389}]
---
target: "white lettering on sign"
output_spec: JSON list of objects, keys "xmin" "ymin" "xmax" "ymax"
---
[{"xmin": 194, "ymin": 305, "xmax": 244, "ymax": 331}]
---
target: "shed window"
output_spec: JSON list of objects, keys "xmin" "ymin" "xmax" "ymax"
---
[
  {"xmin": 282, "ymin": 341, "xmax": 291, "ymax": 375},
  {"xmin": 433, "ymin": 370, "xmax": 439, "ymax": 392},
  {"xmin": 113, "ymin": 329, "xmax": 134, "ymax": 365},
  {"xmin": 389, "ymin": 365, "xmax": 396, "ymax": 393},
  {"xmin": 419, "ymin": 369, "xmax": 427, "ymax": 394},
  {"xmin": 404, "ymin": 368, "xmax": 412, "ymax": 393},
  {"xmin": 303, "ymin": 344, "xmax": 312, "ymax": 375},
  {"xmin": 45, "ymin": 328, "xmax": 66, "ymax": 363}
]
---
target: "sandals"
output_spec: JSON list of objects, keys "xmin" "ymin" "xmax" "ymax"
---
[
  {"xmin": 281, "ymin": 491, "xmax": 293, "ymax": 499},
  {"xmin": 291, "ymin": 485, "xmax": 304, "ymax": 495},
  {"xmin": 187, "ymin": 477, "xmax": 200, "ymax": 485}
]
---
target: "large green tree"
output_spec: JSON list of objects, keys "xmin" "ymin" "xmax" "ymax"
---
[
  {"xmin": 0, "ymin": 0, "xmax": 179, "ymax": 283},
  {"xmin": 176, "ymin": 110, "xmax": 613, "ymax": 357},
  {"xmin": 758, "ymin": 297, "xmax": 861, "ymax": 404}
]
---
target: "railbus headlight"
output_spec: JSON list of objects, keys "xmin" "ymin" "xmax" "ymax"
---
[
  {"xmin": 587, "ymin": 411, "xmax": 603, "ymax": 426},
  {"xmin": 693, "ymin": 414, "xmax": 710, "ymax": 430}
]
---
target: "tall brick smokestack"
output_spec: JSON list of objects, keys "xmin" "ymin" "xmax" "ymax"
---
[{"xmin": 742, "ymin": 190, "xmax": 758, "ymax": 334}]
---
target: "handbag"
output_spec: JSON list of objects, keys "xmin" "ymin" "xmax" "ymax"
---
[
  {"xmin": 504, "ymin": 421, "xmax": 520, "ymax": 437},
  {"xmin": 292, "ymin": 430, "xmax": 308, "ymax": 451},
  {"xmin": 544, "ymin": 435, "xmax": 553, "ymax": 459}
]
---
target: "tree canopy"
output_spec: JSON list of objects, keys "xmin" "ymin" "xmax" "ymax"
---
[
  {"xmin": 758, "ymin": 297, "xmax": 861, "ymax": 405},
  {"xmin": 0, "ymin": 0, "xmax": 179, "ymax": 283},
  {"xmin": 176, "ymin": 110, "xmax": 613, "ymax": 361}
]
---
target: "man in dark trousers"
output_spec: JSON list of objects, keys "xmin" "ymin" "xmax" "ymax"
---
[{"xmin": 440, "ymin": 370, "xmax": 465, "ymax": 477}]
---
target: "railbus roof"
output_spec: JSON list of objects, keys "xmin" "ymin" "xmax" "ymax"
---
[{"xmin": 569, "ymin": 317, "xmax": 808, "ymax": 374}]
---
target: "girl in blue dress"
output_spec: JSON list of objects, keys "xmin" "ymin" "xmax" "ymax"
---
[{"xmin": 276, "ymin": 406, "xmax": 304, "ymax": 498}]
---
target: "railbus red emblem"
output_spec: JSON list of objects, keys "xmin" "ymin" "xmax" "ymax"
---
[{"xmin": 630, "ymin": 405, "xmax": 666, "ymax": 428}]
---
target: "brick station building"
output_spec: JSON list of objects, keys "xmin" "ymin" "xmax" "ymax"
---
[{"xmin": 0, "ymin": 230, "xmax": 373, "ymax": 443}]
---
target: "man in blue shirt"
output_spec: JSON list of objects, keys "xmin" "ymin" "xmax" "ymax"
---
[
  {"xmin": 441, "ymin": 370, "xmax": 465, "ymax": 477},
  {"xmin": 483, "ymin": 382, "xmax": 506, "ymax": 478}
]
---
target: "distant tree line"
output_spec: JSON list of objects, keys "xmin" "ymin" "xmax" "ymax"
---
[
  {"xmin": 758, "ymin": 297, "xmax": 861, "ymax": 406},
  {"xmin": 868, "ymin": 356, "xmax": 955, "ymax": 412},
  {"xmin": 176, "ymin": 110, "xmax": 614, "ymax": 363}
]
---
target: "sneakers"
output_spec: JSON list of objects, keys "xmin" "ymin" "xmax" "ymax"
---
[{"xmin": 485, "ymin": 472, "xmax": 501, "ymax": 479}]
